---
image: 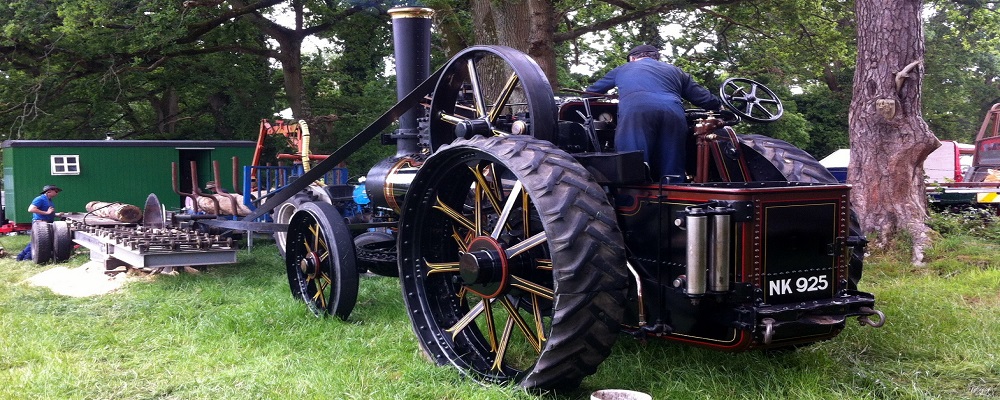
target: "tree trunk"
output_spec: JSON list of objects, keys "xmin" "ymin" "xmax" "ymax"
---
[
  {"xmin": 471, "ymin": 0, "xmax": 498, "ymax": 46},
  {"xmin": 230, "ymin": 0, "xmax": 311, "ymax": 122},
  {"xmin": 277, "ymin": 42, "xmax": 310, "ymax": 120},
  {"xmin": 471, "ymin": 0, "xmax": 559, "ymax": 89},
  {"xmin": 431, "ymin": 4, "xmax": 470, "ymax": 56},
  {"xmin": 526, "ymin": 0, "xmax": 558, "ymax": 89},
  {"xmin": 849, "ymin": 0, "xmax": 939, "ymax": 264},
  {"xmin": 207, "ymin": 92, "xmax": 234, "ymax": 139},
  {"xmin": 149, "ymin": 87, "xmax": 179, "ymax": 135}
]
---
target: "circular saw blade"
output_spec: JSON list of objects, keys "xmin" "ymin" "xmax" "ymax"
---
[{"xmin": 143, "ymin": 193, "xmax": 165, "ymax": 229}]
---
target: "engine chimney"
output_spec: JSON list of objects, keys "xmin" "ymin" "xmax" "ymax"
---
[
  {"xmin": 365, "ymin": 7, "xmax": 435, "ymax": 212},
  {"xmin": 388, "ymin": 6, "xmax": 434, "ymax": 156}
]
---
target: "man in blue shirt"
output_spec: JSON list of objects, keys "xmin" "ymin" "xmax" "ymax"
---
[
  {"xmin": 16, "ymin": 185, "xmax": 61, "ymax": 261},
  {"xmin": 586, "ymin": 44, "xmax": 721, "ymax": 182}
]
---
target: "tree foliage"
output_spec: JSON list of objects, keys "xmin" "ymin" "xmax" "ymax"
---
[
  {"xmin": 2, "ymin": 0, "xmax": 999, "ymax": 173},
  {"xmin": 923, "ymin": 1, "xmax": 1000, "ymax": 142},
  {"xmin": 0, "ymin": 0, "xmax": 281, "ymax": 140}
]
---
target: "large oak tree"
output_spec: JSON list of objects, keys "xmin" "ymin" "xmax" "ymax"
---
[{"xmin": 849, "ymin": 0, "xmax": 938, "ymax": 262}]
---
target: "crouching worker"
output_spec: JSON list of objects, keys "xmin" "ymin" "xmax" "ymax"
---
[{"xmin": 16, "ymin": 185, "xmax": 61, "ymax": 261}]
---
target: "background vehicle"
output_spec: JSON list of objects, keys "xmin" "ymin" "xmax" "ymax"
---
[{"xmin": 926, "ymin": 103, "xmax": 1000, "ymax": 207}]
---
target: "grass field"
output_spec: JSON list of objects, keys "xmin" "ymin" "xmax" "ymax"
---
[{"xmin": 1, "ymin": 222, "xmax": 998, "ymax": 400}]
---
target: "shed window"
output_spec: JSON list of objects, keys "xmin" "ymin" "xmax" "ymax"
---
[{"xmin": 51, "ymin": 155, "xmax": 80, "ymax": 175}]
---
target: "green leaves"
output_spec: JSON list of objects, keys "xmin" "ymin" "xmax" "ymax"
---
[{"xmin": 0, "ymin": 0, "xmax": 278, "ymax": 140}]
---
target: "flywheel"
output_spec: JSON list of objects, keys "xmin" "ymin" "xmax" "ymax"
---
[{"xmin": 428, "ymin": 46, "xmax": 557, "ymax": 150}]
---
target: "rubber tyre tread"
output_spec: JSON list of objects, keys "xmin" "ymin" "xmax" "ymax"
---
[
  {"xmin": 738, "ymin": 134, "xmax": 863, "ymax": 289},
  {"xmin": 399, "ymin": 135, "xmax": 627, "ymax": 390},
  {"xmin": 52, "ymin": 221, "xmax": 73, "ymax": 262},
  {"xmin": 273, "ymin": 192, "xmax": 318, "ymax": 259},
  {"xmin": 31, "ymin": 221, "xmax": 54, "ymax": 264},
  {"xmin": 738, "ymin": 134, "xmax": 837, "ymax": 182},
  {"xmin": 354, "ymin": 231, "xmax": 398, "ymax": 277}
]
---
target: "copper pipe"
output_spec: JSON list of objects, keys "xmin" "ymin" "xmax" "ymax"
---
[
  {"xmin": 696, "ymin": 137, "xmax": 710, "ymax": 183},
  {"xmin": 190, "ymin": 161, "xmax": 220, "ymax": 214},
  {"xmin": 212, "ymin": 160, "xmax": 239, "ymax": 216},
  {"xmin": 625, "ymin": 261, "xmax": 647, "ymax": 327},
  {"xmin": 172, "ymin": 162, "xmax": 199, "ymax": 213},
  {"xmin": 693, "ymin": 118, "xmax": 722, "ymax": 184}
]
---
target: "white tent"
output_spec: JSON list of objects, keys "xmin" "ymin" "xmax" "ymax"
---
[
  {"xmin": 817, "ymin": 141, "xmax": 973, "ymax": 183},
  {"xmin": 819, "ymin": 149, "xmax": 850, "ymax": 168}
]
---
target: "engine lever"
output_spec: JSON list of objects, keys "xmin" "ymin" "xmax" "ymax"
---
[{"xmin": 575, "ymin": 100, "xmax": 602, "ymax": 153}]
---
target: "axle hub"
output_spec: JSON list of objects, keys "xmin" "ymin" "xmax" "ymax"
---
[
  {"xmin": 300, "ymin": 252, "xmax": 321, "ymax": 279},
  {"xmin": 459, "ymin": 237, "xmax": 508, "ymax": 298},
  {"xmin": 455, "ymin": 119, "xmax": 492, "ymax": 139}
]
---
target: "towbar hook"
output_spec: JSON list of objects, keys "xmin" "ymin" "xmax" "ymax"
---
[
  {"xmin": 761, "ymin": 318, "xmax": 776, "ymax": 345},
  {"xmin": 858, "ymin": 307, "xmax": 886, "ymax": 328}
]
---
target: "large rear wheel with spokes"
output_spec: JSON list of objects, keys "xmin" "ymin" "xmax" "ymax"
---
[{"xmin": 398, "ymin": 135, "xmax": 627, "ymax": 390}]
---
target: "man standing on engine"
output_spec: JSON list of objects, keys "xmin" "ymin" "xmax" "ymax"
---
[{"xmin": 586, "ymin": 44, "xmax": 721, "ymax": 182}]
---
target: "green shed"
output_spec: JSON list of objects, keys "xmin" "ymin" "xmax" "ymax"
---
[{"xmin": 2, "ymin": 140, "xmax": 255, "ymax": 224}]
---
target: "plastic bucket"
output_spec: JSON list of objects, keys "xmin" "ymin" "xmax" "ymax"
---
[{"xmin": 590, "ymin": 389, "xmax": 653, "ymax": 400}]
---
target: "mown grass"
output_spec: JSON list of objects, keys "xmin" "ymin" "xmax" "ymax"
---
[{"xmin": 1, "ymin": 217, "xmax": 998, "ymax": 399}]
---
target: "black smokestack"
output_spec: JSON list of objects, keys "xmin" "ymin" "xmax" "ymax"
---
[{"xmin": 388, "ymin": 6, "xmax": 434, "ymax": 156}]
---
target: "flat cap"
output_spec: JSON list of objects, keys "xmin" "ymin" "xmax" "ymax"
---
[
  {"xmin": 628, "ymin": 44, "xmax": 659, "ymax": 58},
  {"xmin": 40, "ymin": 185, "xmax": 62, "ymax": 194}
]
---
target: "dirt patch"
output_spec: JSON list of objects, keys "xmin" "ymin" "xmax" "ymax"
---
[
  {"xmin": 963, "ymin": 292, "xmax": 1000, "ymax": 308},
  {"xmin": 24, "ymin": 261, "xmax": 137, "ymax": 297}
]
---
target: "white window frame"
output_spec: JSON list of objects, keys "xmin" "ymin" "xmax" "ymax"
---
[{"xmin": 50, "ymin": 155, "xmax": 81, "ymax": 176}]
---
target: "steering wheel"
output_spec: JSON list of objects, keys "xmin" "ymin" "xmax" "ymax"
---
[{"xmin": 719, "ymin": 78, "xmax": 783, "ymax": 122}]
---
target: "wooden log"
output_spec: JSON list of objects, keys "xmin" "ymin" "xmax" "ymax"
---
[
  {"xmin": 192, "ymin": 194, "xmax": 251, "ymax": 216},
  {"xmin": 85, "ymin": 201, "xmax": 143, "ymax": 223}
]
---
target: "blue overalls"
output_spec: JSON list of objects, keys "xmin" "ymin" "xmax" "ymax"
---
[{"xmin": 587, "ymin": 58, "xmax": 721, "ymax": 181}]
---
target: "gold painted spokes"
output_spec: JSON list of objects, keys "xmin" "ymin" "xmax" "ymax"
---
[
  {"xmin": 448, "ymin": 55, "xmax": 523, "ymax": 135},
  {"xmin": 427, "ymin": 160, "xmax": 554, "ymax": 372},
  {"xmin": 301, "ymin": 221, "xmax": 332, "ymax": 309},
  {"xmin": 399, "ymin": 136, "xmax": 630, "ymax": 388}
]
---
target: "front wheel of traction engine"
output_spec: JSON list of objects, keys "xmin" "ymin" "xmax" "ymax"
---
[
  {"xmin": 272, "ymin": 192, "xmax": 318, "ymax": 258},
  {"xmin": 284, "ymin": 201, "xmax": 359, "ymax": 320},
  {"xmin": 398, "ymin": 136, "xmax": 628, "ymax": 390}
]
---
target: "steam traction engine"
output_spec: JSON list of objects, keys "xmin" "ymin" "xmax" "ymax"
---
[{"xmin": 246, "ymin": 7, "xmax": 885, "ymax": 391}]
